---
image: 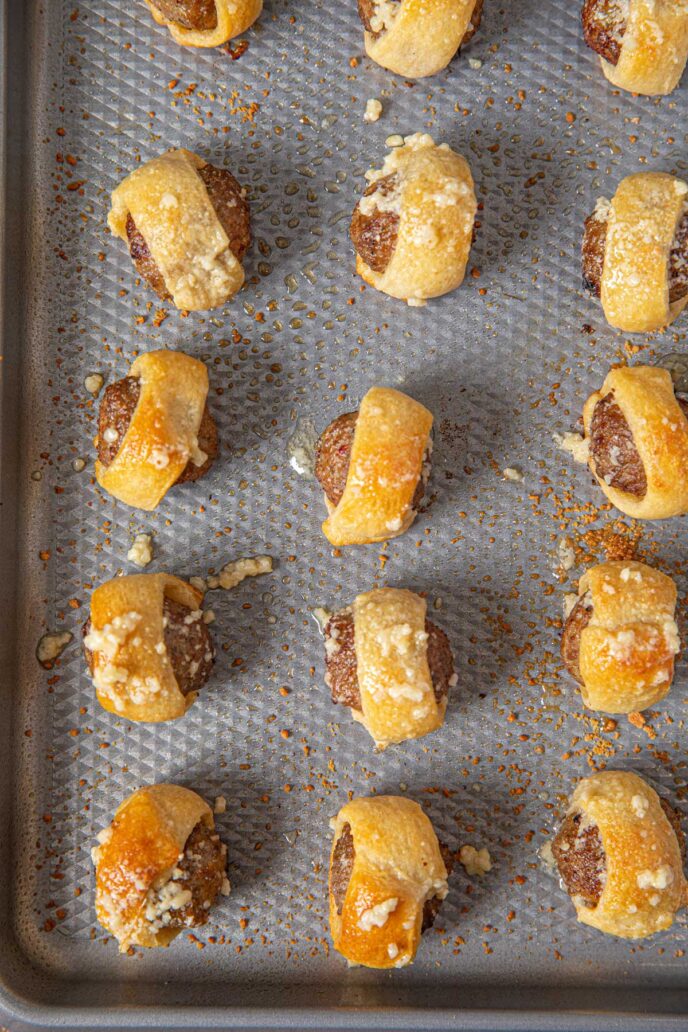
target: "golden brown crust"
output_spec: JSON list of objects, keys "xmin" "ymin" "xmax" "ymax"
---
[
  {"xmin": 145, "ymin": 0, "xmax": 262, "ymax": 46},
  {"xmin": 599, "ymin": 0, "xmax": 688, "ymax": 95},
  {"xmin": 329, "ymin": 796, "xmax": 448, "ymax": 968},
  {"xmin": 363, "ymin": 0, "xmax": 480, "ymax": 78}
]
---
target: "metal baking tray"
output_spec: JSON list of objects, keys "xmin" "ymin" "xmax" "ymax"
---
[{"xmin": 1, "ymin": 0, "xmax": 688, "ymax": 1028}]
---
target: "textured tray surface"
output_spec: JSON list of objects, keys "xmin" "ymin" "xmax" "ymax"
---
[{"xmin": 2, "ymin": 0, "xmax": 688, "ymax": 1026}]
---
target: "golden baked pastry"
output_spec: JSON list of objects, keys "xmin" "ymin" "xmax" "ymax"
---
[
  {"xmin": 561, "ymin": 560, "xmax": 680, "ymax": 714},
  {"xmin": 316, "ymin": 386, "xmax": 433, "ymax": 546},
  {"xmin": 551, "ymin": 771, "xmax": 686, "ymax": 939},
  {"xmin": 359, "ymin": 0, "xmax": 482, "ymax": 79},
  {"xmin": 95, "ymin": 350, "xmax": 213, "ymax": 511},
  {"xmin": 108, "ymin": 149, "xmax": 248, "ymax": 310},
  {"xmin": 83, "ymin": 573, "xmax": 213, "ymax": 722},
  {"xmin": 350, "ymin": 133, "xmax": 476, "ymax": 304},
  {"xmin": 324, "ymin": 588, "xmax": 455, "ymax": 747},
  {"xmin": 329, "ymin": 795, "xmax": 449, "ymax": 968},
  {"xmin": 93, "ymin": 784, "xmax": 228, "ymax": 951},
  {"xmin": 582, "ymin": 365, "xmax": 688, "ymax": 519},
  {"xmin": 145, "ymin": 0, "xmax": 262, "ymax": 48}
]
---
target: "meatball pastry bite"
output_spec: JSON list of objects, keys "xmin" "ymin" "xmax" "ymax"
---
[
  {"xmin": 315, "ymin": 387, "xmax": 433, "ymax": 546},
  {"xmin": 145, "ymin": 0, "xmax": 262, "ymax": 48},
  {"xmin": 83, "ymin": 573, "xmax": 214, "ymax": 722},
  {"xmin": 324, "ymin": 588, "xmax": 455, "ymax": 748},
  {"xmin": 582, "ymin": 172, "xmax": 688, "ymax": 332},
  {"xmin": 561, "ymin": 560, "xmax": 680, "ymax": 714},
  {"xmin": 582, "ymin": 365, "xmax": 688, "ymax": 519},
  {"xmin": 329, "ymin": 796, "xmax": 450, "ymax": 968},
  {"xmin": 351, "ymin": 133, "xmax": 476, "ymax": 305},
  {"xmin": 95, "ymin": 350, "xmax": 217, "ymax": 511},
  {"xmin": 582, "ymin": 0, "xmax": 688, "ymax": 96},
  {"xmin": 108, "ymin": 148, "xmax": 250, "ymax": 310},
  {"xmin": 93, "ymin": 784, "xmax": 229, "ymax": 951},
  {"xmin": 551, "ymin": 771, "xmax": 686, "ymax": 939},
  {"xmin": 359, "ymin": 0, "xmax": 482, "ymax": 79}
]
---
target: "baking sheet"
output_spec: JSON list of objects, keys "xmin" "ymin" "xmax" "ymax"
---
[{"xmin": 1, "ymin": 0, "xmax": 688, "ymax": 1028}]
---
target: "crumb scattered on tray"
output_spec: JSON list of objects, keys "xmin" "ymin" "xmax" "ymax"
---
[
  {"xmin": 459, "ymin": 845, "xmax": 492, "ymax": 877},
  {"xmin": 364, "ymin": 98, "xmax": 382, "ymax": 123},
  {"xmin": 207, "ymin": 555, "xmax": 273, "ymax": 591},
  {"xmin": 36, "ymin": 630, "xmax": 73, "ymax": 668},
  {"xmin": 127, "ymin": 532, "xmax": 154, "ymax": 568}
]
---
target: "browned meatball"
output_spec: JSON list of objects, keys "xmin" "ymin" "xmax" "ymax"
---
[
  {"xmin": 589, "ymin": 392, "xmax": 648, "ymax": 498},
  {"xmin": 561, "ymin": 593, "xmax": 593, "ymax": 684},
  {"xmin": 324, "ymin": 609, "xmax": 455, "ymax": 710},
  {"xmin": 350, "ymin": 175, "xmax": 400, "ymax": 274},
  {"xmin": 358, "ymin": 0, "xmax": 483, "ymax": 46},
  {"xmin": 83, "ymin": 596, "xmax": 215, "ymax": 696},
  {"xmin": 149, "ymin": 0, "xmax": 218, "ymax": 31},
  {"xmin": 314, "ymin": 410, "xmax": 430, "ymax": 509},
  {"xmin": 97, "ymin": 375, "xmax": 218, "ymax": 484},
  {"xmin": 152, "ymin": 819, "xmax": 227, "ymax": 929},
  {"xmin": 330, "ymin": 822, "xmax": 452, "ymax": 929},
  {"xmin": 582, "ymin": 0, "xmax": 627, "ymax": 65},
  {"xmin": 582, "ymin": 206, "xmax": 688, "ymax": 303},
  {"xmin": 126, "ymin": 163, "xmax": 251, "ymax": 302}
]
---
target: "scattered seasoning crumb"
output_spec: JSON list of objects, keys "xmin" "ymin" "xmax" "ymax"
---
[
  {"xmin": 502, "ymin": 467, "xmax": 523, "ymax": 482},
  {"xmin": 459, "ymin": 845, "xmax": 493, "ymax": 877},
  {"xmin": 84, "ymin": 373, "xmax": 104, "ymax": 396},
  {"xmin": 207, "ymin": 555, "xmax": 273, "ymax": 591},
  {"xmin": 363, "ymin": 98, "xmax": 383, "ymax": 123},
  {"xmin": 214, "ymin": 795, "xmax": 227, "ymax": 814},
  {"xmin": 127, "ymin": 532, "xmax": 153, "ymax": 568},
  {"xmin": 36, "ymin": 631, "xmax": 73, "ymax": 668}
]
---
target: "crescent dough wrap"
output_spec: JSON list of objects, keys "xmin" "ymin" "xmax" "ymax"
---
[
  {"xmin": 564, "ymin": 772, "xmax": 686, "ymax": 938},
  {"xmin": 322, "ymin": 387, "xmax": 433, "ymax": 546},
  {"xmin": 145, "ymin": 0, "xmax": 262, "ymax": 48},
  {"xmin": 583, "ymin": 365, "xmax": 688, "ymax": 519},
  {"xmin": 351, "ymin": 588, "xmax": 446, "ymax": 748},
  {"xmin": 108, "ymin": 149, "xmax": 244, "ymax": 311},
  {"xmin": 95, "ymin": 351, "xmax": 210, "ymax": 512},
  {"xmin": 364, "ymin": 0, "xmax": 479, "ymax": 78},
  {"xmin": 85, "ymin": 573, "xmax": 203, "ymax": 722},
  {"xmin": 576, "ymin": 561, "xmax": 680, "ymax": 714},
  {"xmin": 356, "ymin": 134, "xmax": 476, "ymax": 303},
  {"xmin": 601, "ymin": 0, "xmax": 688, "ymax": 96},
  {"xmin": 329, "ymin": 796, "xmax": 448, "ymax": 968},
  {"xmin": 600, "ymin": 173, "xmax": 688, "ymax": 332},
  {"xmin": 93, "ymin": 784, "xmax": 213, "ymax": 951}
]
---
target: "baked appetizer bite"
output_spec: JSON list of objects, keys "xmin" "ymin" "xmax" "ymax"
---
[
  {"xmin": 315, "ymin": 386, "xmax": 433, "ymax": 546},
  {"xmin": 561, "ymin": 560, "xmax": 680, "ymax": 714},
  {"xmin": 108, "ymin": 148, "xmax": 250, "ymax": 310},
  {"xmin": 582, "ymin": 0, "xmax": 688, "ymax": 96},
  {"xmin": 324, "ymin": 588, "xmax": 455, "ymax": 748},
  {"xmin": 359, "ymin": 0, "xmax": 482, "ymax": 79},
  {"xmin": 93, "ymin": 784, "xmax": 228, "ymax": 951},
  {"xmin": 351, "ymin": 133, "xmax": 476, "ymax": 304},
  {"xmin": 551, "ymin": 771, "xmax": 686, "ymax": 938},
  {"xmin": 83, "ymin": 573, "xmax": 213, "ymax": 722},
  {"xmin": 329, "ymin": 796, "xmax": 450, "ymax": 968},
  {"xmin": 582, "ymin": 365, "xmax": 688, "ymax": 519},
  {"xmin": 145, "ymin": 0, "xmax": 261, "ymax": 48},
  {"xmin": 582, "ymin": 172, "xmax": 688, "ymax": 332},
  {"xmin": 95, "ymin": 350, "xmax": 217, "ymax": 511}
]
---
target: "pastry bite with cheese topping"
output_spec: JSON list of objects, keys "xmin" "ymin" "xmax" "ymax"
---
[
  {"xmin": 358, "ymin": 0, "xmax": 482, "ymax": 78},
  {"xmin": 315, "ymin": 386, "xmax": 433, "ymax": 546},
  {"xmin": 561, "ymin": 560, "xmax": 680, "ymax": 714},
  {"xmin": 550, "ymin": 771, "xmax": 686, "ymax": 939},
  {"xmin": 329, "ymin": 796, "xmax": 451, "ymax": 968},
  {"xmin": 95, "ymin": 350, "xmax": 217, "ymax": 511},
  {"xmin": 83, "ymin": 573, "xmax": 214, "ymax": 722},
  {"xmin": 145, "ymin": 0, "xmax": 261, "ymax": 48},
  {"xmin": 582, "ymin": 0, "xmax": 688, "ymax": 96},
  {"xmin": 350, "ymin": 133, "xmax": 476, "ymax": 304},
  {"xmin": 582, "ymin": 172, "xmax": 688, "ymax": 332},
  {"xmin": 581, "ymin": 365, "xmax": 688, "ymax": 519},
  {"xmin": 324, "ymin": 587, "xmax": 455, "ymax": 748},
  {"xmin": 93, "ymin": 784, "xmax": 229, "ymax": 952},
  {"xmin": 108, "ymin": 148, "xmax": 250, "ymax": 310}
]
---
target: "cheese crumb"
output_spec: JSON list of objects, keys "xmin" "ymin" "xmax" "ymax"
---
[
  {"xmin": 364, "ymin": 98, "xmax": 383, "ymax": 123},
  {"xmin": 127, "ymin": 533, "xmax": 154, "ymax": 568},
  {"xmin": 207, "ymin": 555, "xmax": 273, "ymax": 591},
  {"xmin": 36, "ymin": 630, "xmax": 73, "ymax": 667},
  {"xmin": 358, "ymin": 897, "xmax": 398, "ymax": 931},
  {"xmin": 502, "ymin": 467, "xmax": 523, "ymax": 482},
  {"xmin": 459, "ymin": 844, "xmax": 492, "ymax": 877},
  {"xmin": 214, "ymin": 795, "xmax": 227, "ymax": 815},
  {"xmin": 84, "ymin": 373, "xmax": 104, "ymax": 396},
  {"xmin": 637, "ymin": 865, "xmax": 673, "ymax": 891},
  {"xmin": 555, "ymin": 432, "xmax": 590, "ymax": 465}
]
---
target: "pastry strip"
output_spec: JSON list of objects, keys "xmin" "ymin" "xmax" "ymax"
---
[
  {"xmin": 601, "ymin": 0, "xmax": 688, "ymax": 96},
  {"xmin": 365, "ymin": 0, "xmax": 478, "ymax": 79},
  {"xmin": 145, "ymin": 0, "xmax": 262, "ymax": 48}
]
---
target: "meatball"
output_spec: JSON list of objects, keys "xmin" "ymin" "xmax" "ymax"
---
[
  {"xmin": 330, "ymin": 822, "xmax": 452, "ymax": 929},
  {"xmin": 150, "ymin": 819, "xmax": 227, "ymax": 930},
  {"xmin": 589, "ymin": 392, "xmax": 648, "ymax": 498},
  {"xmin": 97, "ymin": 375, "xmax": 218, "ymax": 483},
  {"xmin": 553, "ymin": 798, "xmax": 685, "ymax": 909},
  {"xmin": 324, "ymin": 609, "xmax": 455, "ymax": 709},
  {"xmin": 350, "ymin": 175, "xmax": 400, "ymax": 274},
  {"xmin": 149, "ymin": 0, "xmax": 218, "ymax": 31},
  {"xmin": 582, "ymin": 204, "xmax": 688, "ymax": 303},
  {"xmin": 314, "ymin": 410, "xmax": 430, "ymax": 509},
  {"xmin": 582, "ymin": 0, "xmax": 627, "ymax": 65},
  {"xmin": 358, "ymin": 0, "xmax": 483, "ymax": 46},
  {"xmin": 83, "ymin": 596, "xmax": 215, "ymax": 696},
  {"xmin": 560, "ymin": 593, "xmax": 593, "ymax": 684},
  {"xmin": 126, "ymin": 163, "xmax": 251, "ymax": 302}
]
